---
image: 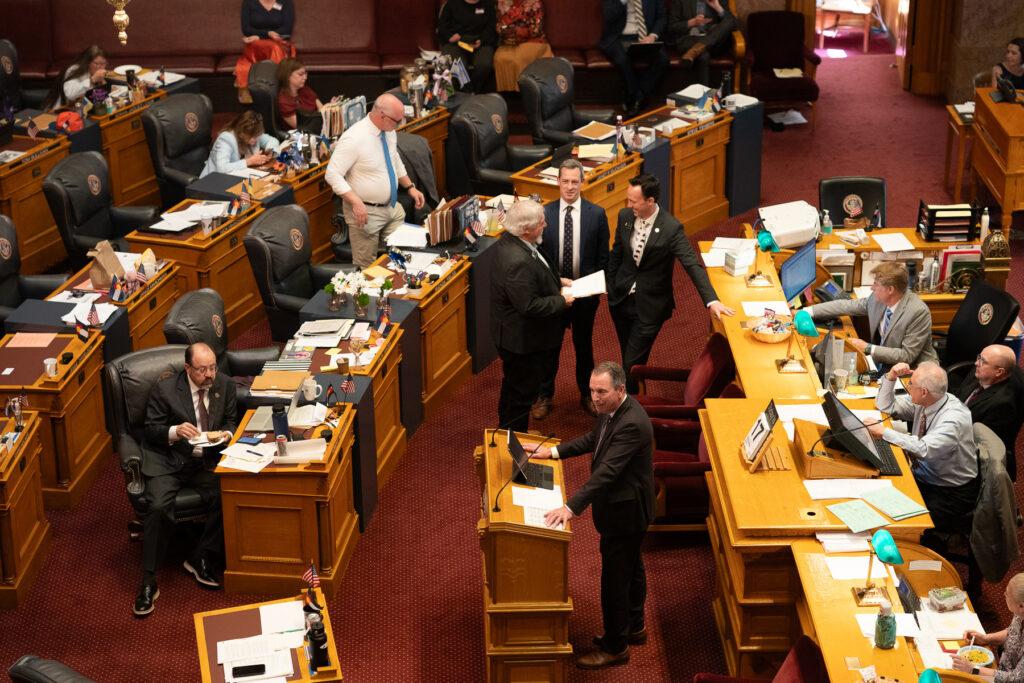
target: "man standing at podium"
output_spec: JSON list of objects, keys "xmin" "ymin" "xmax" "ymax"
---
[{"xmin": 527, "ymin": 361, "xmax": 655, "ymax": 670}]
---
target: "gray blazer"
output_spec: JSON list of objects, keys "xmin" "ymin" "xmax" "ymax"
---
[
  {"xmin": 971, "ymin": 423, "xmax": 1019, "ymax": 582},
  {"xmin": 810, "ymin": 290, "xmax": 938, "ymax": 366}
]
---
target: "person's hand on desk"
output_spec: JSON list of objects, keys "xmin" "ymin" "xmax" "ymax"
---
[
  {"xmin": 246, "ymin": 151, "xmax": 273, "ymax": 168},
  {"xmin": 524, "ymin": 443, "xmax": 553, "ymax": 459},
  {"xmin": 886, "ymin": 363, "xmax": 913, "ymax": 381},
  {"xmin": 708, "ymin": 301, "xmax": 735, "ymax": 319},
  {"xmin": 950, "ymin": 654, "xmax": 993, "ymax": 677},
  {"xmin": 963, "ymin": 629, "xmax": 991, "ymax": 646},
  {"xmin": 174, "ymin": 422, "xmax": 201, "ymax": 441},
  {"xmin": 449, "ymin": 33, "xmax": 462, "ymax": 44},
  {"xmin": 544, "ymin": 505, "xmax": 573, "ymax": 528}
]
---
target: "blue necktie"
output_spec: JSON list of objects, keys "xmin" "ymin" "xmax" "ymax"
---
[
  {"xmin": 880, "ymin": 308, "xmax": 893, "ymax": 340},
  {"xmin": 380, "ymin": 131, "xmax": 397, "ymax": 208}
]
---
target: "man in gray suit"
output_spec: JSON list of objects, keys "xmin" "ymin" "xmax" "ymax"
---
[{"xmin": 805, "ymin": 261, "xmax": 937, "ymax": 370}]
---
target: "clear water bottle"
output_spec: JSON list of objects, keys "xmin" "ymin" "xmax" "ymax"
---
[
  {"xmin": 846, "ymin": 354, "xmax": 859, "ymax": 386},
  {"xmin": 822, "ymin": 209, "xmax": 833, "ymax": 234}
]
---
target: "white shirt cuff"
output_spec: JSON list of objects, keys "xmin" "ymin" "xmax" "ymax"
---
[
  {"xmin": 168, "ymin": 425, "xmax": 179, "ymax": 444},
  {"xmin": 550, "ymin": 446, "xmax": 559, "ymax": 460}
]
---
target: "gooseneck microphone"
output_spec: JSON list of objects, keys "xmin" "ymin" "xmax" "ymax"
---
[
  {"xmin": 487, "ymin": 409, "xmax": 535, "ymax": 447},
  {"xmin": 492, "ymin": 431, "xmax": 558, "ymax": 514},
  {"xmin": 805, "ymin": 419, "xmax": 887, "ymax": 458}
]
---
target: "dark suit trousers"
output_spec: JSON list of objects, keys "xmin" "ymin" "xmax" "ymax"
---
[
  {"xmin": 603, "ymin": 36, "xmax": 669, "ymax": 101},
  {"xmin": 611, "ymin": 295, "xmax": 664, "ymax": 394},
  {"xmin": 538, "ymin": 297, "xmax": 599, "ymax": 400},
  {"xmin": 598, "ymin": 530, "xmax": 647, "ymax": 654},
  {"xmin": 498, "ymin": 347, "xmax": 548, "ymax": 433},
  {"xmin": 441, "ymin": 43, "xmax": 495, "ymax": 93},
  {"xmin": 676, "ymin": 20, "xmax": 735, "ymax": 86},
  {"xmin": 142, "ymin": 460, "xmax": 223, "ymax": 575}
]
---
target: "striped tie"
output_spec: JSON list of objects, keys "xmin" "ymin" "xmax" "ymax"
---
[
  {"xmin": 631, "ymin": 0, "xmax": 648, "ymax": 39},
  {"xmin": 880, "ymin": 308, "xmax": 893, "ymax": 340}
]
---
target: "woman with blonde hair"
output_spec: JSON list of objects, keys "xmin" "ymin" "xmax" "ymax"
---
[
  {"xmin": 953, "ymin": 572, "xmax": 1024, "ymax": 680},
  {"xmin": 200, "ymin": 110, "xmax": 280, "ymax": 178}
]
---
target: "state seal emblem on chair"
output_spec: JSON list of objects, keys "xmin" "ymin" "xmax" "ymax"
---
[
  {"xmin": 290, "ymin": 228, "xmax": 304, "ymax": 250},
  {"xmin": 556, "ymin": 74, "xmax": 568, "ymax": 93},
  {"xmin": 87, "ymin": 174, "xmax": 102, "ymax": 195},
  {"xmin": 978, "ymin": 303, "xmax": 994, "ymax": 326},
  {"xmin": 211, "ymin": 314, "xmax": 224, "ymax": 337},
  {"xmin": 184, "ymin": 112, "xmax": 200, "ymax": 133},
  {"xmin": 491, "ymin": 113, "xmax": 504, "ymax": 134},
  {"xmin": 0, "ymin": 239, "xmax": 12, "ymax": 261},
  {"xmin": 0, "ymin": 56, "xmax": 12, "ymax": 75}
]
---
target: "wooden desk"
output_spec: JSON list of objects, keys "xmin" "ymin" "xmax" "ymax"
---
[
  {"xmin": 971, "ymin": 87, "xmax": 1024, "ymax": 230},
  {"xmin": 0, "ymin": 135, "xmax": 71, "ymax": 273},
  {"xmin": 0, "ymin": 412, "xmax": 50, "ymax": 608},
  {"xmin": 627, "ymin": 107, "xmax": 732, "ymax": 234},
  {"xmin": 370, "ymin": 254, "xmax": 472, "ymax": 419},
  {"xmin": 218, "ymin": 406, "xmax": 359, "ymax": 596},
  {"xmin": 125, "ymin": 201, "xmax": 265, "ymax": 337},
  {"xmin": 945, "ymin": 105, "xmax": 974, "ymax": 204},
  {"xmin": 0, "ymin": 332, "xmax": 110, "ymax": 509},
  {"xmin": 398, "ymin": 107, "xmax": 451, "ymax": 198},
  {"xmin": 194, "ymin": 588, "xmax": 342, "ymax": 682},
  {"xmin": 476, "ymin": 430, "xmax": 572, "ymax": 682},
  {"xmin": 91, "ymin": 91, "xmax": 166, "ymax": 207},
  {"xmin": 47, "ymin": 258, "xmax": 182, "ymax": 351},
  {"xmin": 511, "ymin": 152, "xmax": 643, "ymax": 244},
  {"xmin": 278, "ymin": 162, "xmax": 335, "ymax": 264}
]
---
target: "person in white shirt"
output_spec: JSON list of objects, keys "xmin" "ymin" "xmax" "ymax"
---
[
  {"xmin": 325, "ymin": 93, "xmax": 425, "ymax": 268},
  {"xmin": 43, "ymin": 45, "xmax": 109, "ymax": 111},
  {"xmin": 200, "ymin": 110, "xmax": 280, "ymax": 178}
]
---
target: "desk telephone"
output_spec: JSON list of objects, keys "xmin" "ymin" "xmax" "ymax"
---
[{"xmin": 813, "ymin": 279, "xmax": 850, "ymax": 303}]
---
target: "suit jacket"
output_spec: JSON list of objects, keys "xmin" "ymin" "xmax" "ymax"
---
[
  {"xmin": 142, "ymin": 370, "xmax": 238, "ymax": 477},
  {"xmin": 809, "ymin": 290, "xmax": 938, "ymax": 366},
  {"xmin": 490, "ymin": 232, "xmax": 566, "ymax": 354},
  {"xmin": 559, "ymin": 395, "xmax": 655, "ymax": 536},
  {"xmin": 606, "ymin": 206, "xmax": 717, "ymax": 325},
  {"xmin": 955, "ymin": 370, "xmax": 1024, "ymax": 476},
  {"xmin": 668, "ymin": 0, "xmax": 737, "ymax": 42},
  {"xmin": 599, "ymin": 0, "xmax": 667, "ymax": 52},
  {"xmin": 539, "ymin": 198, "xmax": 610, "ymax": 281}
]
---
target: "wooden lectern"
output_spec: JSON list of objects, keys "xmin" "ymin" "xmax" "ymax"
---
[{"xmin": 475, "ymin": 431, "xmax": 572, "ymax": 682}]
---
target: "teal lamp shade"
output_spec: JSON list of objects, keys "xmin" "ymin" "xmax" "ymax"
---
[
  {"xmin": 917, "ymin": 669, "xmax": 940, "ymax": 683},
  {"xmin": 792, "ymin": 310, "xmax": 819, "ymax": 338},
  {"xmin": 757, "ymin": 230, "xmax": 780, "ymax": 252},
  {"xmin": 871, "ymin": 529, "xmax": 904, "ymax": 565}
]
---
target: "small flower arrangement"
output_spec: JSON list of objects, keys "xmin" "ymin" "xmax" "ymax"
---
[{"xmin": 325, "ymin": 270, "xmax": 368, "ymax": 296}]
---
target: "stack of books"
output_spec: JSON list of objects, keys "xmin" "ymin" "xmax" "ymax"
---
[
  {"xmin": 916, "ymin": 200, "xmax": 980, "ymax": 242},
  {"xmin": 425, "ymin": 195, "xmax": 479, "ymax": 245}
]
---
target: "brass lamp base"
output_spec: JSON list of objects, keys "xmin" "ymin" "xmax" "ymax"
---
[
  {"xmin": 852, "ymin": 584, "xmax": 891, "ymax": 607},
  {"xmin": 775, "ymin": 356, "xmax": 807, "ymax": 373}
]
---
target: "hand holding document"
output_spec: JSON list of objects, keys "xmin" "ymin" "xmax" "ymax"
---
[{"xmin": 567, "ymin": 271, "xmax": 606, "ymax": 298}]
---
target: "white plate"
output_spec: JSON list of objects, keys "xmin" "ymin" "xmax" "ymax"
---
[
  {"xmin": 188, "ymin": 432, "xmax": 230, "ymax": 447},
  {"xmin": 113, "ymin": 64, "xmax": 142, "ymax": 75}
]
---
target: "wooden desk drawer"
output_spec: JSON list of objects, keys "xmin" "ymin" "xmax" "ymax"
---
[
  {"xmin": 0, "ymin": 148, "xmax": 64, "ymax": 197},
  {"xmin": 485, "ymin": 604, "xmax": 571, "ymax": 649},
  {"xmin": 100, "ymin": 103, "xmax": 152, "ymax": 146},
  {"xmin": 672, "ymin": 123, "xmax": 730, "ymax": 162},
  {"xmin": 127, "ymin": 271, "xmax": 182, "ymax": 350},
  {"xmin": 421, "ymin": 271, "xmax": 468, "ymax": 328}
]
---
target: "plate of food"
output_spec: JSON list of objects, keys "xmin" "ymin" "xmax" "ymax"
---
[
  {"xmin": 113, "ymin": 64, "xmax": 142, "ymax": 75},
  {"xmin": 188, "ymin": 431, "xmax": 231, "ymax": 448},
  {"xmin": 957, "ymin": 645, "xmax": 994, "ymax": 667}
]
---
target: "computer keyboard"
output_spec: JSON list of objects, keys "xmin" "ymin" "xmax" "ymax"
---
[
  {"xmin": 520, "ymin": 461, "xmax": 554, "ymax": 490},
  {"xmin": 873, "ymin": 439, "xmax": 902, "ymax": 476}
]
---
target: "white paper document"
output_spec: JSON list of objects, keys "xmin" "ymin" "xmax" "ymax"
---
[
  {"xmin": 49, "ymin": 291, "xmax": 101, "ymax": 305},
  {"xmin": 223, "ymin": 649, "xmax": 292, "ymax": 683},
  {"xmin": 917, "ymin": 603, "xmax": 985, "ymax": 640},
  {"xmin": 908, "ymin": 560, "xmax": 942, "ymax": 572},
  {"xmin": 217, "ymin": 633, "xmax": 295, "ymax": 664},
  {"xmin": 60, "ymin": 301, "xmax": 118, "ymax": 325},
  {"xmin": 288, "ymin": 403, "xmax": 327, "ymax": 428},
  {"xmin": 145, "ymin": 217, "xmax": 197, "ymax": 233},
  {"xmin": 825, "ymin": 555, "xmax": 891, "ymax": 581},
  {"xmin": 386, "ymin": 223, "xmax": 429, "ymax": 248},
  {"xmin": 219, "ymin": 454, "xmax": 273, "ymax": 474},
  {"xmin": 274, "ymin": 438, "xmax": 327, "ymax": 464},
  {"xmin": 260, "ymin": 600, "xmax": 305, "ymax": 637},
  {"xmin": 711, "ymin": 237, "xmax": 756, "ymax": 252},
  {"xmin": 225, "ymin": 167, "xmax": 269, "ymax": 179},
  {"xmin": 855, "ymin": 612, "xmax": 921, "ymax": 638},
  {"xmin": 701, "ymin": 251, "xmax": 726, "ymax": 267},
  {"xmin": 815, "ymin": 531, "xmax": 870, "ymax": 553},
  {"xmin": 803, "ymin": 478, "xmax": 892, "ymax": 501},
  {"xmin": 522, "ymin": 506, "xmax": 564, "ymax": 530},
  {"xmin": 872, "ymin": 233, "xmax": 915, "ymax": 253},
  {"xmin": 511, "ymin": 484, "xmax": 562, "ymax": 510},
  {"xmin": 741, "ymin": 300, "xmax": 791, "ymax": 317},
  {"xmin": 569, "ymin": 271, "xmax": 606, "ymax": 298},
  {"xmin": 853, "ymin": 286, "xmax": 873, "ymax": 299},
  {"xmin": 766, "ymin": 109, "xmax": 807, "ymax": 126}
]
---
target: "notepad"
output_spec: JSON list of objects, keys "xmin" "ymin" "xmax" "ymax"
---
[
  {"xmin": 826, "ymin": 499, "xmax": 889, "ymax": 533},
  {"xmin": 861, "ymin": 487, "xmax": 928, "ymax": 521}
]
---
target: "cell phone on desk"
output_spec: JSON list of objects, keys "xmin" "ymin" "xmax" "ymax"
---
[
  {"xmin": 238, "ymin": 435, "xmax": 262, "ymax": 445},
  {"xmin": 231, "ymin": 663, "xmax": 266, "ymax": 678}
]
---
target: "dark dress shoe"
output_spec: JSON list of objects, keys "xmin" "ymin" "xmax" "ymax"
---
[
  {"xmin": 580, "ymin": 396, "xmax": 599, "ymax": 417},
  {"xmin": 593, "ymin": 627, "xmax": 647, "ymax": 648},
  {"xmin": 576, "ymin": 647, "xmax": 629, "ymax": 669},
  {"xmin": 531, "ymin": 396, "xmax": 551, "ymax": 420},
  {"xmin": 133, "ymin": 582, "xmax": 159, "ymax": 617},
  {"xmin": 184, "ymin": 558, "xmax": 221, "ymax": 589}
]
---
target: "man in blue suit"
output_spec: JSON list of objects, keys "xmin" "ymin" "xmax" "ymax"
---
[
  {"xmin": 535, "ymin": 159, "xmax": 610, "ymax": 418},
  {"xmin": 599, "ymin": 0, "xmax": 669, "ymax": 116}
]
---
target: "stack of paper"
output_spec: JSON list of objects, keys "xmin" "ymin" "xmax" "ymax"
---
[
  {"xmin": 803, "ymin": 479, "xmax": 892, "ymax": 501},
  {"xmin": 386, "ymin": 223, "xmax": 429, "ymax": 248},
  {"xmin": 219, "ymin": 442, "xmax": 275, "ymax": 473},
  {"xmin": 250, "ymin": 371, "xmax": 307, "ymax": 399},
  {"xmin": 861, "ymin": 487, "xmax": 928, "ymax": 521},
  {"xmin": 815, "ymin": 531, "xmax": 870, "ymax": 553},
  {"xmin": 60, "ymin": 302, "xmax": 118, "ymax": 325},
  {"xmin": 826, "ymin": 499, "xmax": 889, "ymax": 533},
  {"xmin": 872, "ymin": 233, "xmax": 915, "ymax": 253},
  {"xmin": 917, "ymin": 601, "xmax": 984, "ymax": 639},
  {"xmin": 577, "ymin": 143, "xmax": 614, "ymax": 161},
  {"xmin": 568, "ymin": 271, "xmax": 606, "ymax": 298}
]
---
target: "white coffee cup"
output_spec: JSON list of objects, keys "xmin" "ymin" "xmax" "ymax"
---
[
  {"xmin": 302, "ymin": 377, "xmax": 322, "ymax": 401},
  {"xmin": 43, "ymin": 357, "xmax": 58, "ymax": 378},
  {"xmin": 831, "ymin": 368, "xmax": 849, "ymax": 392}
]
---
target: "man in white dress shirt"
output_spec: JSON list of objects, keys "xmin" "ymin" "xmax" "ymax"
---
[{"xmin": 325, "ymin": 93, "xmax": 425, "ymax": 268}]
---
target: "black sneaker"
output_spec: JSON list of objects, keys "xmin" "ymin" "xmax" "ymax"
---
[
  {"xmin": 133, "ymin": 582, "xmax": 159, "ymax": 617},
  {"xmin": 184, "ymin": 558, "xmax": 221, "ymax": 589}
]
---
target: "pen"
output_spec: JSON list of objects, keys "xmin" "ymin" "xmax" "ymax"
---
[{"xmin": 247, "ymin": 449, "xmax": 267, "ymax": 457}]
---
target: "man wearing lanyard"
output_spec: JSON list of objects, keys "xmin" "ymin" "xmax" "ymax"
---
[{"xmin": 325, "ymin": 93, "xmax": 425, "ymax": 269}]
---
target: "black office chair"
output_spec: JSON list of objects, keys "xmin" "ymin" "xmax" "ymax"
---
[
  {"xmin": 162, "ymin": 288, "xmax": 279, "ymax": 407},
  {"xmin": 0, "ymin": 215, "xmax": 68, "ymax": 333},
  {"xmin": 248, "ymin": 60, "xmax": 288, "ymax": 141},
  {"xmin": 934, "ymin": 278, "xmax": 1020, "ymax": 382},
  {"xmin": 8, "ymin": 655, "xmax": 95, "ymax": 683},
  {"xmin": 41, "ymin": 151, "xmax": 159, "ymax": 268},
  {"xmin": 243, "ymin": 205, "xmax": 352, "ymax": 341},
  {"xmin": 142, "ymin": 93, "xmax": 214, "ymax": 208},
  {"xmin": 450, "ymin": 93, "xmax": 552, "ymax": 196},
  {"xmin": 104, "ymin": 345, "xmax": 211, "ymax": 541},
  {"xmin": 518, "ymin": 57, "xmax": 615, "ymax": 146},
  {"xmin": 818, "ymin": 176, "xmax": 887, "ymax": 228},
  {"xmin": 0, "ymin": 40, "xmax": 48, "ymax": 111}
]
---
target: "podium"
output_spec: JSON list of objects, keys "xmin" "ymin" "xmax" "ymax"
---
[{"xmin": 475, "ymin": 431, "xmax": 572, "ymax": 682}]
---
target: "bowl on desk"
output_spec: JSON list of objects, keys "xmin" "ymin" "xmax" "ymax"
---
[
  {"xmin": 749, "ymin": 316, "xmax": 792, "ymax": 344},
  {"xmin": 957, "ymin": 645, "xmax": 994, "ymax": 667}
]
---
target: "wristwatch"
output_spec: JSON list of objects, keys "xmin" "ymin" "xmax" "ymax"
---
[
  {"xmin": 404, "ymin": 183, "xmax": 416, "ymax": 191},
  {"xmin": 865, "ymin": 344, "xmax": 873, "ymax": 355},
  {"xmin": 972, "ymin": 666, "xmax": 980, "ymax": 675}
]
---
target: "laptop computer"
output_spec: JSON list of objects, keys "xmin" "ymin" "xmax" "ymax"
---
[{"xmin": 506, "ymin": 430, "xmax": 554, "ymax": 490}]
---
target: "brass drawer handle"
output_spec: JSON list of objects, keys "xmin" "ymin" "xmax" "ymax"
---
[
  {"xmin": 696, "ymin": 138, "xmax": 705, "ymax": 148},
  {"xmin": 131, "ymin": 119, "xmax": 141, "ymax": 130},
  {"xmin": 606, "ymin": 181, "xmax": 615, "ymax": 192}
]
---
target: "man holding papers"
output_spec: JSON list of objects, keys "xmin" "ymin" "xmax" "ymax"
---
[{"xmin": 536, "ymin": 159, "xmax": 610, "ymax": 418}]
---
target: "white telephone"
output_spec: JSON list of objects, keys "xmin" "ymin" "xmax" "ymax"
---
[{"xmin": 836, "ymin": 228, "xmax": 869, "ymax": 247}]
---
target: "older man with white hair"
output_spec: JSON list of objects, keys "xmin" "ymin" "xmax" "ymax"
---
[
  {"xmin": 868, "ymin": 361, "xmax": 979, "ymax": 531},
  {"xmin": 490, "ymin": 199, "xmax": 574, "ymax": 433}
]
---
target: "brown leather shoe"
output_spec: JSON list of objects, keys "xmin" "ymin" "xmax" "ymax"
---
[
  {"xmin": 530, "ymin": 397, "xmax": 551, "ymax": 420},
  {"xmin": 580, "ymin": 396, "xmax": 599, "ymax": 417},
  {"xmin": 576, "ymin": 647, "xmax": 629, "ymax": 669},
  {"xmin": 592, "ymin": 628, "xmax": 646, "ymax": 648},
  {"xmin": 679, "ymin": 42, "xmax": 707, "ymax": 69}
]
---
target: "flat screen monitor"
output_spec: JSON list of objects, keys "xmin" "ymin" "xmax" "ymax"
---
[
  {"xmin": 820, "ymin": 390, "xmax": 884, "ymax": 470},
  {"xmin": 780, "ymin": 238, "xmax": 817, "ymax": 304},
  {"xmin": 550, "ymin": 141, "xmax": 575, "ymax": 168}
]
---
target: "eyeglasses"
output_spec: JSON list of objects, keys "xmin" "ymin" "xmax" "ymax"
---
[
  {"xmin": 976, "ymin": 354, "xmax": 991, "ymax": 366},
  {"xmin": 187, "ymin": 363, "xmax": 217, "ymax": 375},
  {"xmin": 379, "ymin": 110, "xmax": 404, "ymax": 125}
]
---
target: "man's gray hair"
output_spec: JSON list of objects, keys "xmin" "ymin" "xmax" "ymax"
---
[
  {"xmin": 915, "ymin": 361, "xmax": 947, "ymax": 396},
  {"xmin": 504, "ymin": 199, "xmax": 545, "ymax": 237},
  {"xmin": 593, "ymin": 361, "xmax": 627, "ymax": 389},
  {"xmin": 559, "ymin": 158, "xmax": 585, "ymax": 180}
]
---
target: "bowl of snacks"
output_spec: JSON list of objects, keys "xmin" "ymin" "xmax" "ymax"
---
[
  {"xmin": 957, "ymin": 645, "xmax": 994, "ymax": 668},
  {"xmin": 749, "ymin": 315, "xmax": 792, "ymax": 344}
]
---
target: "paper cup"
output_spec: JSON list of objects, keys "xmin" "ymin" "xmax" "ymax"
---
[{"xmin": 43, "ymin": 357, "xmax": 58, "ymax": 377}]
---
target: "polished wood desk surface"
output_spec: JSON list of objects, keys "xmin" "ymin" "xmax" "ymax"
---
[
  {"xmin": 126, "ymin": 200, "xmax": 264, "ymax": 248},
  {"xmin": 972, "ymin": 87, "xmax": 1024, "ymax": 230},
  {"xmin": 482, "ymin": 430, "xmax": 569, "ymax": 534},
  {"xmin": 625, "ymin": 105, "xmax": 732, "ymax": 138},
  {"xmin": 194, "ymin": 588, "xmax": 342, "ymax": 683},
  {"xmin": 702, "ymin": 398, "xmax": 933, "ymax": 539},
  {"xmin": 793, "ymin": 539, "xmax": 972, "ymax": 683}
]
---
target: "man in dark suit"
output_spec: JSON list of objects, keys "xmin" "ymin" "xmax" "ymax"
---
[
  {"xmin": 528, "ymin": 361, "xmax": 655, "ymax": 670},
  {"xmin": 491, "ymin": 199, "xmax": 574, "ymax": 434},
  {"xmin": 668, "ymin": 0, "xmax": 738, "ymax": 86},
  {"xmin": 134, "ymin": 342, "xmax": 238, "ymax": 617},
  {"xmin": 954, "ymin": 344, "xmax": 1024, "ymax": 480},
  {"xmin": 599, "ymin": 0, "xmax": 669, "ymax": 115},
  {"xmin": 607, "ymin": 174, "xmax": 733, "ymax": 394},
  {"xmin": 534, "ymin": 159, "xmax": 610, "ymax": 419}
]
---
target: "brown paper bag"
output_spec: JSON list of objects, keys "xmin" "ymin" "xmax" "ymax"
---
[{"xmin": 86, "ymin": 240, "xmax": 126, "ymax": 289}]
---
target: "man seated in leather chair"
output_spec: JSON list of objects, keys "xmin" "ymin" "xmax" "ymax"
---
[
  {"xmin": 668, "ymin": 0, "xmax": 737, "ymax": 86},
  {"xmin": 955, "ymin": 344, "xmax": 1024, "ymax": 481},
  {"xmin": 134, "ymin": 342, "xmax": 237, "ymax": 618}
]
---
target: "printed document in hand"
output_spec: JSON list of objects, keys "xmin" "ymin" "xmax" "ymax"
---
[{"xmin": 569, "ymin": 271, "xmax": 606, "ymax": 298}]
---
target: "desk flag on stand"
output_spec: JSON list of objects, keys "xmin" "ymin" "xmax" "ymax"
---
[
  {"xmin": 325, "ymin": 383, "xmax": 337, "ymax": 406},
  {"xmin": 302, "ymin": 560, "xmax": 322, "ymax": 612},
  {"xmin": 26, "ymin": 118, "xmax": 39, "ymax": 139},
  {"xmin": 74, "ymin": 318, "xmax": 89, "ymax": 341},
  {"xmin": 87, "ymin": 303, "xmax": 100, "ymax": 326},
  {"xmin": 340, "ymin": 373, "xmax": 354, "ymax": 394},
  {"xmin": 108, "ymin": 275, "xmax": 125, "ymax": 302}
]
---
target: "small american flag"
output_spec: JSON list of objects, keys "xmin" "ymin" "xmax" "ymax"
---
[
  {"xmin": 494, "ymin": 200, "xmax": 506, "ymax": 224},
  {"xmin": 26, "ymin": 118, "xmax": 39, "ymax": 139},
  {"xmin": 302, "ymin": 561, "xmax": 321, "ymax": 589},
  {"xmin": 87, "ymin": 303, "xmax": 100, "ymax": 326},
  {"xmin": 136, "ymin": 263, "xmax": 149, "ymax": 285},
  {"xmin": 340, "ymin": 375, "xmax": 354, "ymax": 393}
]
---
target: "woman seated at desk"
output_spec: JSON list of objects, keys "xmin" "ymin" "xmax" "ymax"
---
[
  {"xmin": 43, "ymin": 45, "xmax": 109, "ymax": 110},
  {"xmin": 954, "ymin": 572, "xmax": 1024, "ymax": 680},
  {"xmin": 992, "ymin": 37, "xmax": 1024, "ymax": 89},
  {"xmin": 276, "ymin": 59, "xmax": 323, "ymax": 133},
  {"xmin": 200, "ymin": 111, "xmax": 280, "ymax": 178}
]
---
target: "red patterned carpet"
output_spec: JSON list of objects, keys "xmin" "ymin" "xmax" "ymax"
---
[{"xmin": 3, "ymin": 52, "xmax": 1023, "ymax": 682}]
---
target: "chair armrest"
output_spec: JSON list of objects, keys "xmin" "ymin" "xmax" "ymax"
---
[
  {"xmin": 652, "ymin": 417, "xmax": 702, "ymax": 452},
  {"xmin": 21, "ymin": 88, "xmax": 49, "ymax": 109},
  {"xmin": 161, "ymin": 167, "xmax": 199, "ymax": 189},
  {"xmin": 110, "ymin": 205, "xmax": 160, "ymax": 234},
  {"xmin": 508, "ymin": 144, "xmax": 554, "ymax": 171},
  {"xmin": 803, "ymin": 46, "xmax": 822, "ymax": 66},
  {"xmin": 944, "ymin": 359, "xmax": 975, "ymax": 378},
  {"xmin": 574, "ymin": 109, "xmax": 617, "ymax": 126},
  {"xmin": 118, "ymin": 434, "xmax": 145, "ymax": 498},
  {"xmin": 653, "ymin": 459, "xmax": 711, "ymax": 477},
  {"xmin": 19, "ymin": 274, "xmax": 69, "ymax": 299},
  {"xmin": 479, "ymin": 167, "xmax": 514, "ymax": 187},
  {"xmin": 731, "ymin": 30, "xmax": 746, "ymax": 63},
  {"xmin": 275, "ymin": 292, "xmax": 310, "ymax": 314},
  {"xmin": 644, "ymin": 405, "xmax": 701, "ymax": 420},
  {"xmin": 311, "ymin": 263, "xmax": 352, "ymax": 289},
  {"xmin": 73, "ymin": 233, "xmax": 105, "ymax": 254},
  {"xmin": 227, "ymin": 347, "xmax": 280, "ymax": 376},
  {"xmin": 632, "ymin": 365, "xmax": 692, "ymax": 382}
]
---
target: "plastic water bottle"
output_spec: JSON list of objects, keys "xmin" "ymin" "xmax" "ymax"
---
[
  {"xmin": 720, "ymin": 72, "xmax": 733, "ymax": 98},
  {"xmin": 821, "ymin": 210, "xmax": 833, "ymax": 234},
  {"xmin": 614, "ymin": 115, "xmax": 623, "ymax": 158},
  {"xmin": 846, "ymin": 354, "xmax": 859, "ymax": 386},
  {"xmin": 874, "ymin": 600, "xmax": 896, "ymax": 650}
]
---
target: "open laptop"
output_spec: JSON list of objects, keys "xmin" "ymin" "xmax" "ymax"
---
[
  {"xmin": 820, "ymin": 391, "xmax": 901, "ymax": 476},
  {"xmin": 507, "ymin": 430, "xmax": 554, "ymax": 490}
]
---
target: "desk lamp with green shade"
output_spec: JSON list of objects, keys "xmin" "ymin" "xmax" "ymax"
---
[
  {"xmin": 776, "ymin": 309, "xmax": 819, "ymax": 373},
  {"xmin": 917, "ymin": 670, "xmax": 940, "ymax": 683},
  {"xmin": 853, "ymin": 529, "xmax": 904, "ymax": 606}
]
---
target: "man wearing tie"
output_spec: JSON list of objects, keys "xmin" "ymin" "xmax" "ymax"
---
[
  {"xmin": 325, "ymin": 92, "xmax": 426, "ymax": 268},
  {"xmin": 135, "ymin": 343, "xmax": 238, "ymax": 617},
  {"xmin": 954, "ymin": 344, "xmax": 1024, "ymax": 480},
  {"xmin": 527, "ymin": 362, "xmax": 655, "ymax": 670},
  {"xmin": 599, "ymin": 0, "xmax": 669, "ymax": 116},
  {"xmin": 534, "ymin": 159, "xmax": 610, "ymax": 419},
  {"xmin": 606, "ymin": 174, "xmax": 733, "ymax": 394},
  {"xmin": 490, "ymin": 199, "xmax": 574, "ymax": 434}
]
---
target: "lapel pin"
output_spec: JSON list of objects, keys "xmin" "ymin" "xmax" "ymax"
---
[{"xmin": 655, "ymin": 228, "xmax": 660, "ymax": 233}]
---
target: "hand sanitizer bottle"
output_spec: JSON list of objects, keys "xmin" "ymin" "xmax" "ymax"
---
[
  {"xmin": 822, "ymin": 210, "xmax": 833, "ymax": 234},
  {"xmin": 874, "ymin": 599, "xmax": 896, "ymax": 650}
]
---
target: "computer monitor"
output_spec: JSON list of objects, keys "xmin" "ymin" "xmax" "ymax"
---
[
  {"xmin": 780, "ymin": 238, "xmax": 817, "ymax": 304},
  {"xmin": 820, "ymin": 391, "xmax": 885, "ymax": 470},
  {"xmin": 550, "ymin": 141, "xmax": 575, "ymax": 168}
]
